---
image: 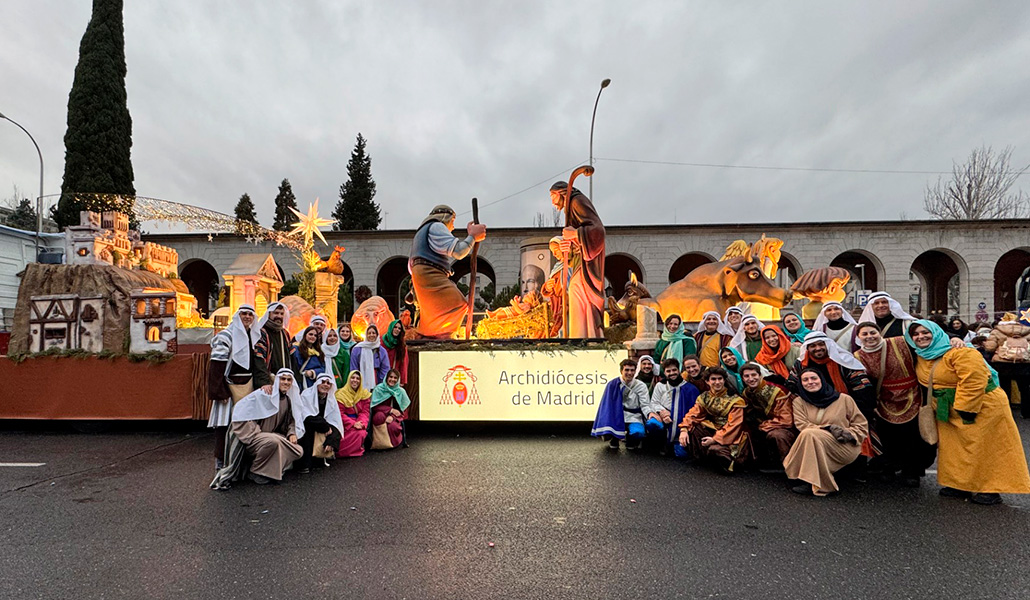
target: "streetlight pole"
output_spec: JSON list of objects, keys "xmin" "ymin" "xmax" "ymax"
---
[
  {"xmin": 0, "ymin": 111, "xmax": 45, "ymax": 260},
  {"xmin": 588, "ymin": 78, "xmax": 611, "ymax": 200}
]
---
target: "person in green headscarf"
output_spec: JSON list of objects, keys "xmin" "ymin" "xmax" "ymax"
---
[
  {"xmin": 370, "ymin": 368, "xmax": 411, "ymax": 450},
  {"xmin": 333, "ymin": 322, "xmax": 358, "ymax": 388},
  {"xmin": 381, "ymin": 319, "xmax": 409, "ymax": 385},
  {"xmin": 653, "ymin": 314, "xmax": 697, "ymax": 365},
  {"xmin": 904, "ymin": 319, "xmax": 1030, "ymax": 505},
  {"xmin": 781, "ymin": 311, "xmax": 811, "ymax": 345},
  {"xmin": 719, "ymin": 346, "xmax": 746, "ymax": 394}
]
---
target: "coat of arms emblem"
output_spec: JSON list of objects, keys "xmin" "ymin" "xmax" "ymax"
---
[{"xmin": 440, "ymin": 365, "xmax": 481, "ymax": 406}]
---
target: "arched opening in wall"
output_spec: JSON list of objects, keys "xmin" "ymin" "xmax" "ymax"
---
[
  {"xmin": 994, "ymin": 248, "xmax": 1030, "ymax": 316},
  {"xmin": 604, "ymin": 253, "xmax": 644, "ymax": 299},
  {"xmin": 776, "ymin": 252, "xmax": 802, "ymax": 290},
  {"xmin": 179, "ymin": 259, "xmax": 219, "ymax": 317},
  {"xmin": 830, "ymin": 250, "xmax": 883, "ymax": 309},
  {"xmin": 669, "ymin": 252, "xmax": 716, "ymax": 283},
  {"xmin": 375, "ymin": 257, "xmax": 410, "ymax": 316},
  {"xmin": 451, "ymin": 256, "xmax": 498, "ymax": 311},
  {"xmin": 910, "ymin": 250, "xmax": 963, "ymax": 317}
]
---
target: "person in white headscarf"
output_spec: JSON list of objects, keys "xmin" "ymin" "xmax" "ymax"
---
[
  {"xmin": 321, "ymin": 327, "xmax": 341, "ymax": 384},
  {"xmin": 293, "ymin": 373, "xmax": 345, "ymax": 473},
  {"xmin": 729, "ymin": 315, "xmax": 766, "ymax": 361},
  {"xmin": 207, "ymin": 304, "xmax": 270, "ymax": 469},
  {"xmin": 858, "ymin": 292, "xmax": 915, "ymax": 339},
  {"xmin": 255, "ymin": 301, "xmax": 296, "ymax": 376},
  {"xmin": 693, "ymin": 311, "xmax": 733, "ymax": 368},
  {"xmin": 812, "ymin": 301, "xmax": 858, "ymax": 352},
  {"xmin": 294, "ymin": 315, "xmax": 328, "ymax": 342},
  {"xmin": 211, "ymin": 368, "xmax": 303, "ymax": 488},
  {"xmin": 724, "ymin": 306, "xmax": 745, "ymax": 335},
  {"xmin": 349, "ymin": 324, "xmax": 391, "ymax": 390}
]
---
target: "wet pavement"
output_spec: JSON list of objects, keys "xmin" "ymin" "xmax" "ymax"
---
[{"xmin": 2, "ymin": 420, "xmax": 1029, "ymax": 599}]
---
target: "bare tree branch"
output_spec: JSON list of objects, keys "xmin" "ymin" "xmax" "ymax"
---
[{"xmin": 924, "ymin": 145, "xmax": 1030, "ymax": 219}]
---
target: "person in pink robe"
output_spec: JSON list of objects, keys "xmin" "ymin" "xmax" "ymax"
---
[
  {"xmin": 335, "ymin": 370, "xmax": 372, "ymax": 458},
  {"xmin": 370, "ymin": 369, "xmax": 410, "ymax": 449}
]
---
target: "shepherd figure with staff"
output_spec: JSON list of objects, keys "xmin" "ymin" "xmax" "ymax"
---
[{"xmin": 550, "ymin": 175, "xmax": 606, "ymax": 338}]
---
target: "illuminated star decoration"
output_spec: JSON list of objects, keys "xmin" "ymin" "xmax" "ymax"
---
[
  {"xmin": 289, "ymin": 199, "xmax": 335, "ymax": 247},
  {"xmin": 1020, "ymin": 308, "xmax": 1030, "ymax": 325}
]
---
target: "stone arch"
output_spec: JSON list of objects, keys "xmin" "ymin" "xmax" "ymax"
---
[
  {"xmin": 375, "ymin": 256, "xmax": 410, "ymax": 316},
  {"xmin": 829, "ymin": 249, "xmax": 884, "ymax": 294},
  {"xmin": 910, "ymin": 248, "xmax": 968, "ymax": 317},
  {"xmin": 669, "ymin": 252, "xmax": 717, "ymax": 283},
  {"xmin": 179, "ymin": 258, "xmax": 219, "ymax": 317},
  {"xmin": 605, "ymin": 253, "xmax": 645, "ymax": 298},
  {"xmin": 776, "ymin": 251, "xmax": 803, "ymax": 290},
  {"xmin": 994, "ymin": 248, "xmax": 1030, "ymax": 316},
  {"xmin": 451, "ymin": 256, "xmax": 498, "ymax": 310}
]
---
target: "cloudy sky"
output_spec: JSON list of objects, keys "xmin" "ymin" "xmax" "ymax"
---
[{"xmin": 3, "ymin": 1, "xmax": 1030, "ymax": 229}]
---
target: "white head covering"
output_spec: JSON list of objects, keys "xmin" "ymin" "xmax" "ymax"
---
[
  {"xmin": 636, "ymin": 355, "xmax": 655, "ymax": 372},
  {"xmin": 257, "ymin": 301, "xmax": 292, "ymax": 334},
  {"xmin": 699, "ymin": 310, "xmax": 734, "ymax": 337},
  {"xmin": 729, "ymin": 315, "xmax": 765, "ymax": 357},
  {"xmin": 354, "ymin": 324, "xmax": 382, "ymax": 391},
  {"xmin": 723, "ymin": 306, "xmax": 746, "ymax": 332},
  {"xmin": 225, "ymin": 304, "xmax": 257, "ymax": 374},
  {"xmin": 858, "ymin": 291, "xmax": 915, "ymax": 325},
  {"xmin": 294, "ymin": 315, "xmax": 329, "ymax": 342},
  {"xmin": 812, "ymin": 301, "xmax": 857, "ymax": 332},
  {"xmin": 799, "ymin": 331, "xmax": 866, "ymax": 371},
  {"xmin": 321, "ymin": 328, "xmax": 341, "ymax": 383},
  {"xmin": 232, "ymin": 368, "xmax": 300, "ymax": 423},
  {"xmin": 293, "ymin": 373, "xmax": 345, "ymax": 441}
]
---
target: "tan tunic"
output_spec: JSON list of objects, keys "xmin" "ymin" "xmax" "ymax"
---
[
  {"xmin": 783, "ymin": 394, "xmax": 868, "ymax": 495},
  {"xmin": 231, "ymin": 396, "xmax": 302, "ymax": 481}
]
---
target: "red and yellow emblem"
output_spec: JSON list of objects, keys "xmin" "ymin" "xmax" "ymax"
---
[{"xmin": 440, "ymin": 365, "xmax": 480, "ymax": 406}]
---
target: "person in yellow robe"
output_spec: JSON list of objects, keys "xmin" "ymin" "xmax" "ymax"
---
[{"xmin": 904, "ymin": 320, "xmax": 1030, "ymax": 505}]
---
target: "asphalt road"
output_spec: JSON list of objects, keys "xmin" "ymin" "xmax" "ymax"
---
[{"xmin": 2, "ymin": 420, "xmax": 1029, "ymax": 600}]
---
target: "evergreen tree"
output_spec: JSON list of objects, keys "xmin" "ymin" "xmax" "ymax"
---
[
  {"xmin": 6, "ymin": 198, "xmax": 38, "ymax": 231},
  {"xmin": 55, "ymin": 0, "xmax": 136, "ymax": 229},
  {"xmin": 272, "ymin": 178, "xmax": 298, "ymax": 231},
  {"xmin": 332, "ymin": 133, "xmax": 380, "ymax": 230},
  {"xmin": 234, "ymin": 193, "xmax": 258, "ymax": 224}
]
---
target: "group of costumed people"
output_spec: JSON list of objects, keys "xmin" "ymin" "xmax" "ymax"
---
[
  {"xmin": 592, "ymin": 292, "xmax": 1030, "ymax": 503},
  {"xmin": 207, "ymin": 301, "xmax": 412, "ymax": 488}
]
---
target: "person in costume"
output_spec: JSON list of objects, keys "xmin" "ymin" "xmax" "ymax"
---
[
  {"xmin": 694, "ymin": 311, "xmax": 733, "ymax": 368},
  {"xmin": 813, "ymin": 301, "xmax": 857, "ymax": 352},
  {"xmin": 255, "ymin": 302, "xmax": 296, "ymax": 375},
  {"xmin": 294, "ymin": 314, "xmax": 327, "ymax": 342},
  {"xmin": 382, "ymin": 319, "xmax": 409, "ymax": 385},
  {"xmin": 211, "ymin": 368, "xmax": 303, "ymax": 488},
  {"xmin": 334, "ymin": 323, "xmax": 357, "ymax": 388},
  {"xmin": 291, "ymin": 326, "xmax": 326, "ymax": 390},
  {"xmin": 858, "ymin": 292, "xmax": 914, "ymax": 339},
  {"xmin": 905, "ymin": 320, "xmax": 1030, "ymax": 505},
  {"xmin": 754, "ymin": 325, "xmax": 798, "ymax": 382},
  {"xmin": 681, "ymin": 355, "xmax": 708, "ymax": 393},
  {"xmin": 335, "ymin": 370, "xmax": 372, "ymax": 458},
  {"xmin": 729, "ymin": 315, "xmax": 765, "ymax": 361},
  {"xmin": 724, "ymin": 306, "xmax": 745, "ymax": 335},
  {"xmin": 207, "ymin": 304, "xmax": 271, "ymax": 469},
  {"xmin": 854, "ymin": 322, "xmax": 936, "ymax": 486},
  {"xmin": 740, "ymin": 363, "xmax": 796, "ymax": 471},
  {"xmin": 645, "ymin": 358, "xmax": 700, "ymax": 456},
  {"xmin": 678, "ymin": 368, "xmax": 750, "ymax": 472},
  {"xmin": 634, "ymin": 355, "xmax": 659, "ymax": 396},
  {"xmin": 407, "ymin": 204, "xmax": 487, "ymax": 338},
  {"xmin": 293, "ymin": 373, "xmax": 344, "ymax": 473},
  {"xmin": 370, "ymin": 369, "xmax": 411, "ymax": 450},
  {"xmin": 781, "ymin": 311, "xmax": 811, "ymax": 346},
  {"xmin": 350, "ymin": 324, "xmax": 390, "ymax": 390},
  {"xmin": 719, "ymin": 347, "xmax": 746, "ymax": 394},
  {"xmin": 550, "ymin": 181, "xmax": 606, "ymax": 338},
  {"xmin": 591, "ymin": 359, "xmax": 650, "ymax": 450},
  {"xmin": 321, "ymin": 328, "xmax": 341, "ymax": 386},
  {"xmin": 783, "ymin": 368, "xmax": 868, "ymax": 496},
  {"xmin": 653, "ymin": 314, "xmax": 697, "ymax": 366}
]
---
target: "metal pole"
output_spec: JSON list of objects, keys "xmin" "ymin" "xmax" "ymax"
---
[
  {"xmin": 0, "ymin": 112, "xmax": 45, "ymax": 260},
  {"xmin": 588, "ymin": 78, "xmax": 610, "ymax": 200}
]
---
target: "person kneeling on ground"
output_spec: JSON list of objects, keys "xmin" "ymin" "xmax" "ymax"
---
[
  {"xmin": 644, "ymin": 359, "xmax": 700, "ymax": 456},
  {"xmin": 678, "ymin": 368, "xmax": 750, "ymax": 472},
  {"xmin": 293, "ymin": 373, "xmax": 345, "ymax": 474},
  {"xmin": 740, "ymin": 363, "xmax": 796, "ymax": 473},
  {"xmin": 591, "ymin": 358, "xmax": 649, "ymax": 450},
  {"xmin": 783, "ymin": 368, "xmax": 868, "ymax": 497},
  {"xmin": 370, "ymin": 369, "xmax": 410, "ymax": 450},
  {"xmin": 335, "ymin": 370, "xmax": 372, "ymax": 458},
  {"xmin": 211, "ymin": 368, "xmax": 304, "ymax": 489}
]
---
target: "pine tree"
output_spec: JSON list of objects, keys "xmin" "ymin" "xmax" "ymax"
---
[
  {"xmin": 55, "ymin": 0, "xmax": 136, "ymax": 229},
  {"xmin": 332, "ymin": 134, "xmax": 380, "ymax": 230},
  {"xmin": 6, "ymin": 198, "xmax": 38, "ymax": 231},
  {"xmin": 234, "ymin": 193, "xmax": 258, "ymax": 224},
  {"xmin": 272, "ymin": 178, "xmax": 298, "ymax": 231}
]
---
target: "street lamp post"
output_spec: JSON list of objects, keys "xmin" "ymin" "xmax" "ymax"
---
[
  {"xmin": 0, "ymin": 111, "xmax": 45, "ymax": 260},
  {"xmin": 588, "ymin": 78, "xmax": 611, "ymax": 200}
]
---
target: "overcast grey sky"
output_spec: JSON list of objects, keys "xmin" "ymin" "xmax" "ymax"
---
[{"xmin": 3, "ymin": 1, "xmax": 1030, "ymax": 229}]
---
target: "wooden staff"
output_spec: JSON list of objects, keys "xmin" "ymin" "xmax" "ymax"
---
[
  {"xmin": 464, "ymin": 197, "xmax": 480, "ymax": 340},
  {"xmin": 560, "ymin": 166, "xmax": 594, "ymax": 338}
]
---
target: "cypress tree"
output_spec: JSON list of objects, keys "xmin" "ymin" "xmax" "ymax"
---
[
  {"xmin": 272, "ymin": 178, "xmax": 298, "ymax": 231},
  {"xmin": 332, "ymin": 133, "xmax": 380, "ymax": 230},
  {"xmin": 55, "ymin": 0, "xmax": 136, "ymax": 229},
  {"xmin": 234, "ymin": 193, "xmax": 258, "ymax": 224}
]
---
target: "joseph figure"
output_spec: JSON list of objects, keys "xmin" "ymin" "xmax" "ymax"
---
[{"xmin": 550, "ymin": 181, "xmax": 606, "ymax": 338}]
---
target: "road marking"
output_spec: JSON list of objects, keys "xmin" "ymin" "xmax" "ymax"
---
[{"xmin": 0, "ymin": 462, "xmax": 46, "ymax": 467}]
